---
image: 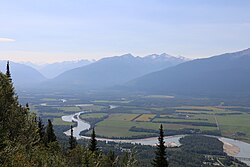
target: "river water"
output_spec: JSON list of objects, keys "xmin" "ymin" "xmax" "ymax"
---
[
  {"xmin": 62, "ymin": 111, "xmax": 250, "ymax": 165},
  {"xmin": 62, "ymin": 111, "xmax": 91, "ymax": 138}
]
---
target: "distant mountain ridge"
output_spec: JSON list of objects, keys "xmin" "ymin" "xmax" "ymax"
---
[
  {"xmin": 126, "ymin": 48, "xmax": 250, "ymax": 97},
  {"xmin": 44, "ymin": 53, "xmax": 188, "ymax": 90},
  {"xmin": 144, "ymin": 53, "xmax": 189, "ymax": 62},
  {"xmin": 25, "ymin": 59, "xmax": 94, "ymax": 78},
  {"xmin": 2, "ymin": 49, "xmax": 250, "ymax": 97},
  {"xmin": 0, "ymin": 60, "xmax": 46, "ymax": 88}
]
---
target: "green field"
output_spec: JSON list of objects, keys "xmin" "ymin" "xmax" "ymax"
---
[
  {"xmin": 42, "ymin": 112, "xmax": 65, "ymax": 117},
  {"xmin": 83, "ymin": 111, "xmax": 219, "ymax": 138},
  {"xmin": 53, "ymin": 118, "xmax": 74, "ymax": 126},
  {"xmin": 89, "ymin": 120, "xmax": 153, "ymax": 138},
  {"xmin": 135, "ymin": 114, "xmax": 156, "ymax": 122},
  {"xmin": 29, "ymin": 94, "xmax": 250, "ymax": 143},
  {"xmin": 80, "ymin": 104, "xmax": 250, "ymax": 140},
  {"xmin": 80, "ymin": 113, "xmax": 108, "ymax": 119},
  {"xmin": 216, "ymin": 113, "xmax": 250, "ymax": 143},
  {"xmin": 56, "ymin": 106, "xmax": 81, "ymax": 112},
  {"xmin": 79, "ymin": 105, "xmax": 107, "ymax": 112},
  {"xmin": 41, "ymin": 98, "xmax": 58, "ymax": 101}
]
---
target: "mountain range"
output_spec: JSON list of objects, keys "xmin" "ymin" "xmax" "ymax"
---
[
  {"xmin": 44, "ymin": 53, "xmax": 188, "ymax": 90},
  {"xmin": 1, "ymin": 48, "xmax": 250, "ymax": 97},
  {"xmin": 25, "ymin": 59, "xmax": 93, "ymax": 78},
  {"xmin": 127, "ymin": 48, "xmax": 250, "ymax": 97}
]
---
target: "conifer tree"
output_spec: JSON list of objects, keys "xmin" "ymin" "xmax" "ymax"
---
[
  {"xmin": 2, "ymin": 62, "xmax": 15, "ymax": 107},
  {"xmin": 69, "ymin": 125, "xmax": 77, "ymax": 150},
  {"xmin": 88, "ymin": 128, "xmax": 97, "ymax": 152},
  {"xmin": 25, "ymin": 103, "xmax": 29, "ymax": 110},
  {"xmin": 6, "ymin": 61, "xmax": 11, "ymax": 80},
  {"xmin": 152, "ymin": 124, "xmax": 168, "ymax": 167},
  {"xmin": 1, "ymin": 66, "xmax": 21, "ymax": 140},
  {"xmin": 45, "ymin": 119, "xmax": 57, "ymax": 144},
  {"xmin": 38, "ymin": 117, "xmax": 45, "ymax": 142}
]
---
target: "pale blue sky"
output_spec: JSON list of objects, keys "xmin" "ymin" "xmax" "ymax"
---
[{"xmin": 0, "ymin": 0, "xmax": 250, "ymax": 63}]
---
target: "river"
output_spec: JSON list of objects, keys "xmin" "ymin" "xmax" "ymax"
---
[{"xmin": 62, "ymin": 111, "xmax": 250, "ymax": 165}]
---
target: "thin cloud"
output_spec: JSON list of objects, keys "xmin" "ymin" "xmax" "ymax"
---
[{"xmin": 0, "ymin": 38, "xmax": 16, "ymax": 42}]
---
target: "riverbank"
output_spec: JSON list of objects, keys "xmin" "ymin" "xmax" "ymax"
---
[{"xmin": 220, "ymin": 139, "xmax": 240, "ymax": 156}]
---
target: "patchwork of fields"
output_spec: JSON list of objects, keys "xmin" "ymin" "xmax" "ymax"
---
[{"xmin": 26, "ymin": 94, "xmax": 250, "ymax": 143}]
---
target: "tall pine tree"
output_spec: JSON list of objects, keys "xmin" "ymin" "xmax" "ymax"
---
[
  {"xmin": 152, "ymin": 124, "xmax": 169, "ymax": 167},
  {"xmin": 88, "ymin": 128, "xmax": 97, "ymax": 152},
  {"xmin": 6, "ymin": 61, "xmax": 11, "ymax": 81},
  {"xmin": 45, "ymin": 119, "xmax": 57, "ymax": 144},
  {"xmin": 38, "ymin": 117, "xmax": 45, "ymax": 143},
  {"xmin": 1, "ymin": 62, "xmax": 23, "ymax": 140},
  {"xmin": 69, "ymin": 125, "xmax": 77, "ymax": 150}
]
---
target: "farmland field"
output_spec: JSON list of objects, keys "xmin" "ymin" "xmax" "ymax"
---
[
  {"xmin": 53, "ymin": 118, "xmax": 75, "ymax": 126},
  {"xmin": 135, "ymin": 114, "xmax": 156, "ymax": 122},
  {"xmin": 19, "ymin": 93, "xmax": 250, "ymax": 143},
  {"xmin": 56, "ymin": 106, "xmax": 81, "ymax": 112},
  {"xmin": 216, "ymin": 113, "xmax": 250, "ymax": 143},
  {"xmin": 81, "ymin": 103, "xmax": 250, "ymax": 140},
  {"xmin": 80, "ymin": 113, "xmax": 108, "ymax": 119}
]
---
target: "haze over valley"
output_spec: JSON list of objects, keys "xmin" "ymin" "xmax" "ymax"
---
[
  {"xmin": 1, "ymin": 1, "xmax": 250, "ymax": 166},
  {"xmin": 2, "ymin": 49, "xmax": 250, "ymax": 98}
]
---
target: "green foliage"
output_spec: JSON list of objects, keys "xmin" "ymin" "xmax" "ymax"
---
[
  {"xmin": 45, "ymin": 119, "xmax": 57, "ymax": 144},
  {"xmin": 6, "ymin": 61, "xmax": 11, "ymax": 80},
  {"xmin": 105, "ymin": 151, "xmax": 118, "ymax": 167},
  {"xmin": 0, "ymin": 70, "xmax": 64, "ymax": 166},
  {"xmin": 69, "ymin": 125, "xmax": 77, "ymax": 150},
  {"xmin": 88, "ymin": 128, "xmax": 98, "ymax": 152},
  {"xmin": 120, "ymin": 149, "xmax": 139, "ymax": 167},
  {"xmin": 180, "ymin": 135, "xmax": 225, "ymax": 155},
  {"xmin": 38, "ymin": 117, "xmax": 45, "ymax": 143},
  {"xmin": 152, "ymin": 124, "xmax": 169, "ymax": 167}
]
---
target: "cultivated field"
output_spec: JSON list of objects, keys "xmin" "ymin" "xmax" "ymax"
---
[{"xmin": 21, "ymin": 93, "xmax": 250, "ymax": 143}]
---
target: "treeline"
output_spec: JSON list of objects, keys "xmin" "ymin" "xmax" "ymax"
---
[
  {"xmin": 152, "ymin": 121, "xmax": 217, "ymax": 127},
  {"xmin": 180, "ymin": 135, "xmax": 226, "ymax": 155},
  {"xmin": 130, "ymin": 126, "xmax": 221, "ymax": 137}
]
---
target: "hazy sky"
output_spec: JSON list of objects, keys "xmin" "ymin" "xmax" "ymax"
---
[{"xmin": 0, "ymin": 0, "xmax": 250, "ymax": 63}]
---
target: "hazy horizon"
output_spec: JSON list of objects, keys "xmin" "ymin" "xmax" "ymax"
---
[
  {"xmin": 1, "ymin": 0, "xmax": 250, "ymax": 63},
  {"xmin": 1, "ymin": 52, "xmax": 188, "ymax": 65}
]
